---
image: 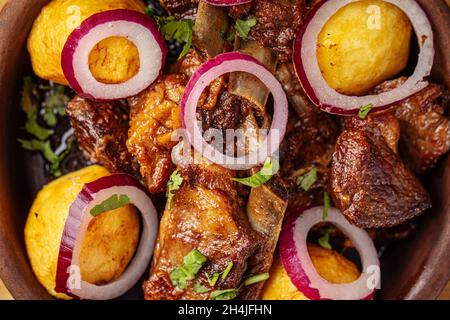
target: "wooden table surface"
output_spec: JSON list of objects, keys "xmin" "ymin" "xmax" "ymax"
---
[{"xmin": 0, "ymin": 0, "xmax": 449, "ymax": 301}]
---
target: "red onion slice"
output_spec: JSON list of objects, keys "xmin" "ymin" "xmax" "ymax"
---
[
  {"xmin": 61, "ymin": 9, "xmax": 167, "ymax": 101},
  {"xmin": 180, "ymin": 52, "xmax": 288, "ymax": 170},
  {"xmin": 293, "ymin": 0, "xmax": 434, "ymax": 115},
  {"xmin": 280, "ymin": 206, "xmax": 380, "ymax": 300},
  {"xmin": 204, "ymin": 0, "xmax": 252, "ymax": 6},
  {"xmin": 55, "ymin": 174, "xmax": 159, "ymax": 300}
]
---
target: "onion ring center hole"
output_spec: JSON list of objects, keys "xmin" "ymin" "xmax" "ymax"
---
[
  {"xmin": 196, "ymin": 72, "xmax": 274, "ymax": 157},
  {"xmin": 88, "ymin": 37, "xmax": 140, "ymax": 84},
  {"xmin": 307, "ymin": 222, "xmax": 362, "ymax": 283},
  {"xmin": 78, "ymin": 204, "xmax": 141, "ymax": 285}
]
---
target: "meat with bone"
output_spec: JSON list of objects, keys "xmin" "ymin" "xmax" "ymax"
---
[
  {"xmin": 127, "ymin": 74, "xmax": 187, "ymax": 194},
  {"xmin": 193, "ymin": 1, "xmax": 229, "ymax": 58},
  {"xmin": 67, "ymin": 96, "xmax": 137, "ymax": 175},
  {"xmin": 275, "ymin": 63, "xmax": 339, "ymax": 211},
  {"xmin": 373, "ymin": 77, "xmax": 450, "ymax": 175},
  {"xmin": 331, "ymin": 126, "xmax": 431, "ymax": 229},
  {"xmin": 229, "ymin": 0, "xmax": 305, "ymax": 62},
  {"xmin": 144, "ymin": 160, "xmax": 260, "ymax": 300}
]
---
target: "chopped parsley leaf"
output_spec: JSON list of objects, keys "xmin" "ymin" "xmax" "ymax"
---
[
  {"xmin": 233, "ymin": 158, "xmax": 279, "ymax": 188},
  {"xmin": 210, "ymin": 289, "xmax": 237, "ymax": 300},
  {"xmin": 244, "ymin": 273, "xmax": 270, "ymax": 286},
  {"xmin": 167, "ymin": 170, "xmax": 183, "ymax": 210},
  {"xmin": 297, "ymin": 167, "xmax": 318, "ymax": 191},
  {"xmin": 170, "ymin": 249, "xmax": 207, "ymax": 289},
  {"xmin": 323, "ymin": 191, "xmax": 331, "ymax": 221},
  {"xmin": 358, "ymin": 103, "xmax": 373, "ymax": 119},
  {"xmin": 90, "ymin": 194, "xmax": 131, "ymax": 217}
]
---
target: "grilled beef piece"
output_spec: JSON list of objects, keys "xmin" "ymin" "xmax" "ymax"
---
[
  {"xmin": 229, "ymin": 0, "xmax": 304, "ymax": 62},
  {"xmin": 127, "ymin": 74, "xmax": 187, "ymax": 194},
  {"xmin": 275, "ymin": 63, "xmax": 340, "ymax": 211},
  {"xmin": 331, "ymin": 128, "xmax": 431, "ymax": 229},
  {"xmin": 159, "ymin": 0, "xmax": 199, "ymax": 18},
  {"xmin": 345, "ymin": 110, "xmax": 401, "ymax": 153},
  {"xmin": 144, "ymin": 161, "xmax": 259, "ymax": 300},
  {"xmin": 373, "ymin": 78, "xmax": 450, "ymax": 175},
  {"xmin": 67, "ymin": 96, "xmax": 137, "ymax": 174}
]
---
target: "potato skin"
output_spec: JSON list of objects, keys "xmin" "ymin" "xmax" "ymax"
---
[
  {"xmin": 261, "ymin": 244, "xmax": 360, "ymax": 300},
  {"xmin": 27, "ymin": 0, "xmax": 145, "ymax": 85},
  {"xmin": 24, "ymin": 165, "xmax": 140, "ymax": 299},
  {"xmin": 317, "ymin": 0, "xmax": 411, "ymax": 96}
]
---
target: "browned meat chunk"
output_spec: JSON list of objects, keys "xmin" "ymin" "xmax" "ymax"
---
[
  {"xmin": 373, "ymin": 78, "xmax": 450, "ymax": 175},
  {"xmin": 345, "ymin": 110, "xmax": 400, "ymax": 153},
  {"xmin": 275, "ymin": 63, "xmax": 340, "ymax": 211},
  {"xmin": 144, "ymin": 161, "xmax": 259, "ymax": 300},
  {"xmin": 127, "ymin": 74, "xmax": 187, "ymax": 193},
  {"xmin": 230, "ymin": 0, "xmax": 305, "ymax": 62},
  {"xmin": 67, "ymin": 96, "xmax": 136, "ymax": 174},
  {"xmin": 159, "ymin": 0, "xmax": 199, "ymax": 18},
  {"xmin": 331, "ymin": 129, "xmax": 431, "ymax": 229}
]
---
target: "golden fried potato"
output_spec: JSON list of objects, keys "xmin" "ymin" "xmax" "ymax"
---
[
  {"xmin": 24, "ymin": 165, "xmax": 140, "ymax": 299},
  {"xmin": 27, "ymin": 0, "xmax": 145, "ymax": 85},
  {"xmin": 317, "ymin": 0, "xmax": 412, "ymax": 95},
  {"xmin": 261, "ymin": 244, "xmax": 360, "ymax": 300}
]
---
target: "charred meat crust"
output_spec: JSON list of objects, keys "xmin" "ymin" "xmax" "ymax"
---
[
  {"xmin": 144, "ymin": 163, "xmax": 259, "ymax": 300},
  {"xmin": 331, "ymin": 129, "xmax": 431, "ymax": 229},
  {"xmin": 373, "ymin": 78, "xmax": 450, "ymax": 175},
  {"xmin": 127, "ymin": 74, "xmax": 187, "ymax": 194},
  {"xmin": 229, "ymin": 0, "xmax": 305, "ymax": 62},
  {"xmin": 66, "ymin": 96, "xmax": 137, "ymax": 175}
]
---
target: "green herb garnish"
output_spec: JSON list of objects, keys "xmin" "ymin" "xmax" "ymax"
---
[
  {"xmin": 297, "ymin": 167, "xmax": 318, "ymax": 191},
  {"xmin": 147, "ymin": 9, "xmax": 194, "ymax": 60},
  {"xmin": 210, "ymin": 289, "xmax": 237, "ymax": 300},
  {"xmin": 170, "ymin": 249, "xmax": 207, "ymax": 289},
  {"xmin": 244, "ymin": 273, "xmax": 270, "ymax": 286},
  {"xmin": 207, "ymin": 272, "xmax": 220, "ymax": 287},
  {"xmin": 318, "ymin": 228, "xmax": 335, "ymax": 250},
  {"xmin": 167, "ymin": 170, "xmax": 183, "ymax": 210},
  {"xmin": 193, "ymin": 281, "xmax": 209, "ymax": 294},
  {"xmin": 42, "ymin": 84, "xmax": 70, "ymax": 127},
  {"xmin": 323, "ymin": 191, "xmax": 330, "ymax": 221},
  {"xmin": 235, "ymin": 18, "xmax": 257, "ymax": 40},
  {"xmin": 232, "ymin": 158, "xmax": 279, "ymax": 188},
  {"xmin": 19, "ymin": 136, "xmax": 75, "ymax": 177},
  {"xmin": 90, "ymin": 194, "xmax": 131, "ymax": 217},
  {"xmin": 358, "ymin": 103, "xmax": 373, "ymax": 119},
  {"xmin": 21, "ymin": 77, "xmax": 54, "ymax": 140},
  {"xmin": 221, "ymin": 262, "xmax": 234, "ymax": 281}
]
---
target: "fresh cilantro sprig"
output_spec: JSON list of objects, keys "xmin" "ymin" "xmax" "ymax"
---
[
  {"xmin": 19, "ymin": 134, "xmax": 75, "ymax": 177},
  {"xmin": 19, "ymin": 77, "xmax": 74, "ymax": 177},
  {"xmin": 227, "ymin": 18, "xmax": 257, "ymax": 42},
  {"xmin": 318, "ymin": 228, "xmax": 335, "ymax": 250},
  {"xmin": 233, "ymin": 158, "xmax": 279, "ymax": 188},
  {"xmin": 167, "ymin": 170, "xmax": 183, "ymax": 210},
  {"xmin": 42, "ymin": 84, "xmax": 70, "ymax": 127},
  {"xmin": 21, "ymin": 77, "xmax": 54, "ymax": 140},
  {"xmin": 210, "ymin": 289, "xmax": 237, "ymax": 300},
  {"xmin": 297, "ymin": 167, "xmax": 318, "ymax": 191},
  {"xmin": 90, "ymin": 194, "xmax": 131, "ymax": 217},
  {"xmin": 145, "ymin": 9, "xmax": 194, "ymax": 60},
  {"xmin": 323, "ymin": 191, "xmax": 331, "ymax": 221},
  {"xmin": 358, "ymin": 103, "xmax": 373, "ymax": 119},
  {"xmin": 170, "ymin": 249, "xmax": 208, "ymax": 289},
  {"xmin": 244, "ymin": 273, "xmax": 270, "ymax": 286}
]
